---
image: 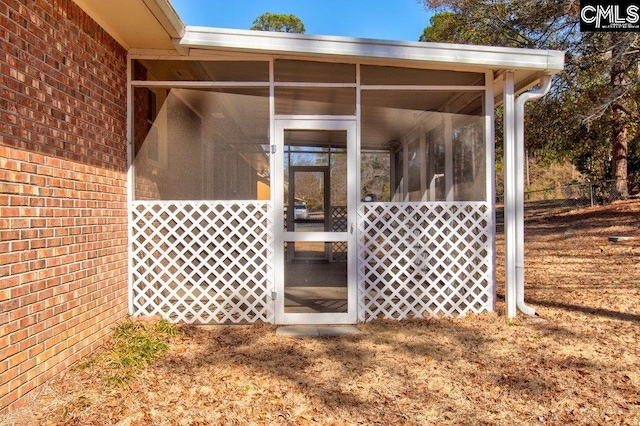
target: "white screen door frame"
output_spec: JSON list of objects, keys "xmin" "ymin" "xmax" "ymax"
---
[{"xmin": 273, "ymin": 117, "xmax": 357, "ymax": 325}]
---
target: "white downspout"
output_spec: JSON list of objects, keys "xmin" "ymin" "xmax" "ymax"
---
[{"xmin": 514, "ymin": 75, "xmax": 552, "ymax": 316}]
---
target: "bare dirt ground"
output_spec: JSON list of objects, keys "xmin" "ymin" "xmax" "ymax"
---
[{"xmin": 3, "ymin": 199, "xmax": 640, "ymax": 425}]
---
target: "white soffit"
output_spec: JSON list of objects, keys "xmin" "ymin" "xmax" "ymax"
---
[
  {"xmin": 73, "ymin": 0, "xmax": 184, "ymax": 50},
  {"xmin": 180, "ymin": 26, "xmax": 565, "ymax": 75}
]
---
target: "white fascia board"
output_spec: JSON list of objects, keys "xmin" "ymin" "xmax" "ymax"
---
[
  {"xmin": 180, "ymin": 27, "xmax": 565, "ymax": 74},
  {"xmin": 143, "ymin": 0, "xmax": 185, "ymax": 38}
]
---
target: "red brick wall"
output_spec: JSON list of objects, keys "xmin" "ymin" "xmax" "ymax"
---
[{"xmin": 0, "ymin": 0, "xmax": 128, "ymax": 411}]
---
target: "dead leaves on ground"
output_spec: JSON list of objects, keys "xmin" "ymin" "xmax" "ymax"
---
[{"xmin": 2, "ymin": 200, "xmax": 640, "ymax": 425}]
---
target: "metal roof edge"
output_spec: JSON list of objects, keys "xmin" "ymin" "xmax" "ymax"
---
[{"xmin": 180, "ymin": 26, "xmax": 565, "ymax": 73}]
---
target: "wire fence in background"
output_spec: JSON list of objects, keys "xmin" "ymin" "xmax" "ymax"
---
[
  {"xmin": 496, "ymin": 179, "xmax": 627, "ymax": 224},
  {"xmin": 525, "ymin": 179, "xmax": 625, "ymax": 205}
]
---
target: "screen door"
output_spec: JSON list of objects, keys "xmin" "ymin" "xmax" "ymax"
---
[{"xmin": 274, "ymin": 119, "xmax": 357, "ymax": 324}]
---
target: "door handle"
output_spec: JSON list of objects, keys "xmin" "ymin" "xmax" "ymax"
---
[{"xmin": 350, "ymin": 224, "xmax": 354, "ymax": 235}]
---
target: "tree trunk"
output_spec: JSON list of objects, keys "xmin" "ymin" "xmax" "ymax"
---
[{"xmin": 610, "ymin": 33, "xmax": 629, "ymax": 199}]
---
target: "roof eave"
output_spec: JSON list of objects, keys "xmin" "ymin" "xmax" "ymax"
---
[
  {"xmin": 143, "ymin": 0, "xmax": 185, "ymax": 39},
  {"xmin": 180, "ymin": 26, "xmax": 565, "ymax": 74},
  {"xmin": 73, "ymin": 0, "xmax": 185, "ymax": 50}
]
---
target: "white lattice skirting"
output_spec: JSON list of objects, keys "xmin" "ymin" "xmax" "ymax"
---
[
  {"xmin": 357, "ymin": 202, "xmax": 494, "ymax": 321},
  {"xmin": 130, "ymin": 201, "xmax": 493, "ymax": 324},
  {"xmin": 130, "ymin": 201, "xmax": 274, "ymax": 324}
]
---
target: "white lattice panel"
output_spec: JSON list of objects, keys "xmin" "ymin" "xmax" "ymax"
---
[
  {"xmin": 331, "ymin": 206, "xmax": 348, "ymax": 261},
  {"xmin": 130, "ymin": 201, "xmax": 274, "ymax": 324},
  {"xmin": 357, "ymin": 202, "xmax": 493, "ymax": 321}
]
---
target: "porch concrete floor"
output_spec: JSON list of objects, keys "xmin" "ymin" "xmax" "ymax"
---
[{"xmin": 284, "ymin": 260, "xmax": 347, "ymax": 314}]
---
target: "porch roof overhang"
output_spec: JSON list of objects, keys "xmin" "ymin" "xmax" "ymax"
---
[
  {"xmin": 179, "ymin": 26, "xmax": 565, "ymax": 85},
  {"xmin": 73, "ymin": 0, "xmax": 185, "ymax": 50},
  {"xmin": 177, "ymin": 27, "xmax": 565, "ymax": 97}
]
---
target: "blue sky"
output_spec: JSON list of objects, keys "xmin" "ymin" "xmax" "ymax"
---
[{"xmin": 169, "ymin": 0, "xmax": 434, "ymax": 42}]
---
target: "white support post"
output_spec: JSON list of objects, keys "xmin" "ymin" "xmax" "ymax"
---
[
  {"xmin": 355, "ymin": 63, "xmax": 362, "ymax": 322},
  {"xmin": 484, "ymin": 70, "xmax": 496, "ymax": 311},
  {"xmin": 444, "ymin": 112, "xmax": 454, "ymax": 201},
  {"xmin": 420, "ymin": 127, "xmax": 427, "ymax": 201},
  {"xmin": 126, "ymin": 55, "xmax": 134, "ymax": 316},
  {"xmin": 503, "ymin": 71, "xmax": 517, "ymax": 319},
  {"xmin": 390, "ymin": 149, "xmax": 398, "ymax": 201},
  {"xmin": 429, "ymin": 134, "xmax": 436, "ymax": 201},
  {"xmin": 269, "ymin": 59, "xmax": 278, "ymax": 324},
  {"xmin": 402, "ymin": 139, "xmax": 409, "ymax": 201}
]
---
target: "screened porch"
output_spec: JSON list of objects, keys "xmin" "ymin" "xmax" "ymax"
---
[{"xmin": 129, "ymin": 53, "xmax": 496, "ymax": 324}]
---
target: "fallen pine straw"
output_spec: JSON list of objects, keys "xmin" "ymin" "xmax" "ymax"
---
[{"xmin": 3, "ymin": 199, "xmax": 639, "ymax": 425}]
